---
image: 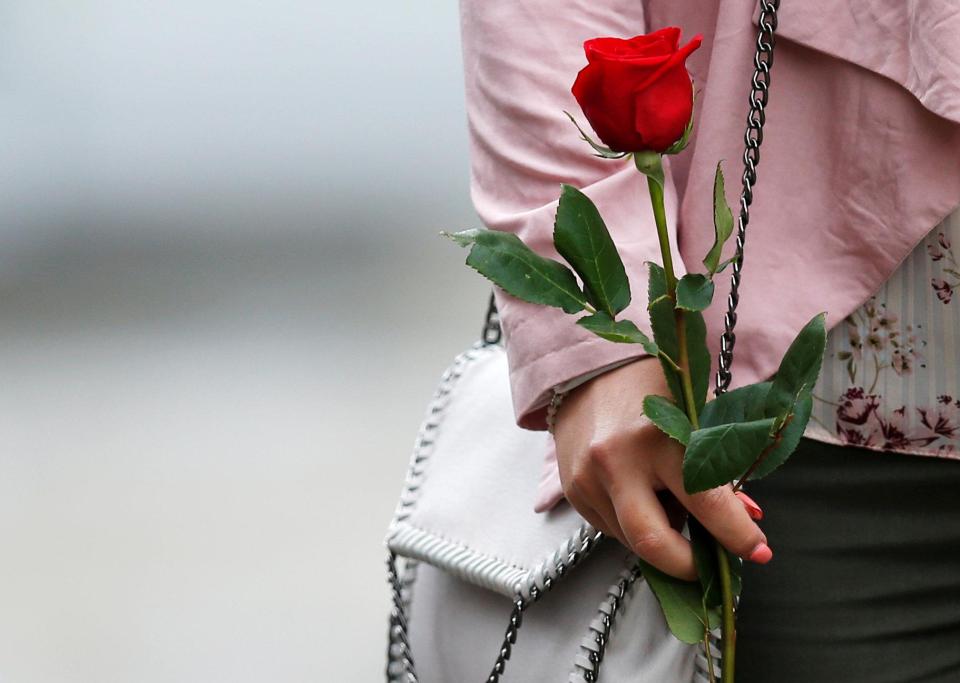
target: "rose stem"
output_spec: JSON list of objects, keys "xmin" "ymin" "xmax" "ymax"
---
[
  {"xmin": 646, "ymin": 169, "xmax": 734, "ymax": 683},
  {"xmin": 646, "ymin": 175, "xmax": 699, "ymax": 425}
]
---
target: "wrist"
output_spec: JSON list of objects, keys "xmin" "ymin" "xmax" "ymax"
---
[
  {"xmin": 550, "ymin": 355, "xmax": 663, "ymax": 436},
  {"xmin": 545, "ymin": 389, "xmax": 568, "ymax": 435}
]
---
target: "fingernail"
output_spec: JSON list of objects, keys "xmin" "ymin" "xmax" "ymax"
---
[
  {"xmin": 747, "ymin": 542, "xmax": 773, "ymax": 564},
  {"xmin": 735, "ymin": 491, "xmax": 764, "ymax": 520}
]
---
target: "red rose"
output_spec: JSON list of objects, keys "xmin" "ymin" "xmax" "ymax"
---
[{"xmin": 571, "ymin": 28, "xmax": 702, "ymax": 154}]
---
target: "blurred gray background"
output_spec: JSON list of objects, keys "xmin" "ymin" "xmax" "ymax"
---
[{"xmin": 0, "ymin": 2, "xmax": 485, "ymax": 680}]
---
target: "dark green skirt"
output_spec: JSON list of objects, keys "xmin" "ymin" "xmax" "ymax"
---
[{"xmin": 736, "ymin": 437, "xmax": 960, "ymax": 682}]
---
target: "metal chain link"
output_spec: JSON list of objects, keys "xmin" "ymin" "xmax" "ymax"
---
[
  {"xmin": 387, "ymin": 1, "xmax": 781, "ymax": 678},
  {"xmin": 386, "ymin": 552, "xmax": 417, "ymax": 682},
  {"xmin": 482, "ymin": 292, "xmax": 502, "ymax": 346},
  {"xmin": 387, "ymin": 530, "xmax": 605, "ymax": 683},
  {"xmin": 485, "ymin": 529, "xmax": 602, "ymax": 682},
  {"xmin": 577, "ymin": 562, "xmax": 644, "ymax": 682},
  {"xmin": 715, "ymin": 0, "xmax": 780, "ymax": 396}
]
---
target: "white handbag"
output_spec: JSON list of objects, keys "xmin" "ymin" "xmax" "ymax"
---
[
  {"xmin": 385, "ymin": 336, "xmax": 710, "ymax": 682},
  {"xmin": 384, "ymin": 3, "xmax": 781, "ymax": 680}
]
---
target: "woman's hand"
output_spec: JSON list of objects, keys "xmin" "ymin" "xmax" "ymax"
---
[{"xmin": 553, "ymin": 356, "xmax": 771, "ymax": 581}]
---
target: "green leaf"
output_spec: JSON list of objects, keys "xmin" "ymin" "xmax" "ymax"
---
[
  {"xmin": 751, "ymin": 391, "xmax": 813, "ymax": 479},
  {"xmin": 685, "ymin": 311, "xmax": 711, "ymax": 415},
  {"xmin": 682, "ymin": 418, "xmax": 776, "ymax": 493},
  {"xmin": 646, "ymin": 264, "xmax": 711, "ymax": 413},
  {"xmin": 577, "ymin": 312, "xmax": 658, "ymax": 355},
  {"xmin": 689, "ymin": 519, "xmax": 741, "ymax": 609},
  {"xmin": 562, "ymin": 111, "xmax": 629, "ymax": 159},
  {"xmin": 715, "ymin": 256, "xmax": 736, "ymax": 274},
  {"xmin": 676, "ymin": 274, "xmax": 715, "ymax": 312},
  {"xmin": 648, "ymin": 293, "xmax": 684, "ymax": 407},
  {"xmin": 765, "ymin": 313, "xmax": 828, "ymax": 422},
  {"xmin": 689, "ymin": 519, "xmax": 719, "ymax": 607},
  {"xmin": 637, "ymin": 558, "xmax": 717, "ymax": 644},
  {"xmin": 642, "ymin": 395, "xmax": 692, "ymax": 446},
  {"xmin": 648, "ymin": 262, "xmax": 668, "ymax": 303},
  {"xmin": 634, "ymin": 151, "xmax": 665, "ymax": 190},
  {"xmin": 647, "ymin": 263, "xmax": 682, "ymax": 404},
  {"xmin": 443, "ymin": 229, "xmax": 588, "ymax": 314},
  {"xmin": 554, "ymin": 185, "xmax": 631, "ymax": 317},
  {"xmin": 699, "ymin": 381, "xmax": 815, "ymax": 482},
  {"xmin": 699, "ymin": 382, "xmax": 771, "ymax": 428},
  {"xmin": 703, "ymin": 163, "xmax": 735, "ymax": 275}
]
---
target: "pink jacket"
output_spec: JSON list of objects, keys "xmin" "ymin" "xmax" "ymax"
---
[{"xmin": 458, "ymin": 0, "xmax": 960, "ymax": 504}]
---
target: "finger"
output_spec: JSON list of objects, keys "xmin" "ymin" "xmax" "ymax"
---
[
  {"xmin": 656, "ymin": 489, "xmax": 689, "ymax": 531},
  {"xmin": 735, "ymin": 490, "xmax": 764, "ymax": 520},
  {"xmin": 567, "ymin": 482, "xmax": 629, "ymax": 547},
  {"xmin": 608, "ymin": 474, "xmax": 697, "ymax": 581},
  {"xmin": 564, "ymin": 486, "xmax": 620, "ymax": 539},
  {"xmin": 585, "ymin": 491, "xmax": 630, "ymax": 548},
  {"xmin": 574, "ymin": 500, "xmax": 623, "ymax": 543},
  {"xmin": 657, "ymin": 465, "xmax": 770, "ymax": 563}
]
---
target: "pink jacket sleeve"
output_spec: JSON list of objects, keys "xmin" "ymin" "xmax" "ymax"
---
[
  {"xmin": 460, "ymin": 0, "xmax": 960, "ymax": 436},
  {"xmin": 458, "ymin": 0, "xmax": 686, "ymax": 430}
]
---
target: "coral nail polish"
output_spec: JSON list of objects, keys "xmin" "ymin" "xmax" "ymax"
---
[
  {"xmin": 735, "ymin": 491, "xmax": 764, "ymax": 520},
  {"xmin": 748, "ymin": 542, "xmax": 773, "ymax": 564}
]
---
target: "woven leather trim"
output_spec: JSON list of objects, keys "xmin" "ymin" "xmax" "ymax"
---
[
  {"xmin": 389, "ymin": 522, "xmax": 528, "ymax": 596},
  {"xmin": 384, "ymin": 341, "xmax": 599, "ymax": 599}
]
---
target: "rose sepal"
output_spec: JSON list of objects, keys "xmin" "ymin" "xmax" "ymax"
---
[{"xmin": 563, "ymin": 111, "xmax": 629, "ymax": 159}]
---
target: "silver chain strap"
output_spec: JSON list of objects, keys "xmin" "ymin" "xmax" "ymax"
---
[
  {"xmin": 482, "ymin": 292, "xmax": 503, "ymax": 346},
  {"xmin": 576, "ymin": 561, "xmax": 645, "ymax": 682},
  {"xmin": 715, "ymin": 0, "xmax": 780, "ymax": 395},
  {"xmin": 387, "ymin": 1, "xmax": 780, "ymax": 678},
  {"xmin": 386, "ymin": 552, "xmax": 417, "ymax": 682}
]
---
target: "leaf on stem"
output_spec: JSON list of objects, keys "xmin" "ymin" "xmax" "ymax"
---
[
  {"xmin": 689, "ymin": 518, "xmax": 741, "ymax": 608},
  {"xmin": 643, "ymin": 395, "xmax": 692, "ymax": 445},
  {"xmin": 443, "ymin": 229, "xmax": 588, "ymax": 313},
  {"xmin": 703, "ymin": 162, "xmax": 735, "ymax": 275},
  {"xmin": 676, "ymin": 274, "xmax": 715, "ymax": 312},
  {"xmin": 695, "ymin": 319, "xmax": 824, "ymax": 487},
  {"xmin": 554, "ymin": 185, "xmax": 631, "ymax": 317},
  {"xmin": 751, "ymin": 391, "xmax": 813, "ymax": 479},
  {"xmin": 683, "ymin": 310, "xmax": 711, "ymax": 415},
  {"xmin": 649, "ymin": 293, "xmax": 685, "ymax": 407},
  {"xmin": 682, "ymin": 418, "xmax": 776, "ymax": 493},
  {"xmin": 637, "ymin": 558, "xmax": 719, "ymax": 644},
  {"xmin": 698, "ymin": 380, "xmax": 814, "ymax": 482},
  {"xmin": 765, "ymin": 313, "xmax": 828, "ymax": 423},
  {"xmin": 700, "ymin": 382, "xmax": 771, "ymax": 428},
  {"xmin": 647, "ymin": 263, "xmax": 711, "ymax": 413},
  {"xmin": 577, "ymin": 312, "xmax": 658, "ymax": 354},
  {"xmin": 648, "ymin": 262, "xmax": 669, "ymax": 302}
]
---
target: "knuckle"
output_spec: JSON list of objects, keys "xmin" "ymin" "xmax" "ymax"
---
[
  {"xmin": 694, "ymin": 487, "xmax": 730, "ymax": 516},
  {"xmin": 633, "ymin": 419, "xmax": 665, "ymax": 443},
  {"xmin": 560, "ymin": 476, "xmax": 580, "ymax": 502},
  {"xmin": 585, "ymin": 438, "xmax": 622, "ymax": 477},
  {"xmin": 627, "ymin": 527, "xmax": 667, "ymax": 559},
  {"xmin": 567, "ymin": 463, "xmax": 592, "ymax": 494}
]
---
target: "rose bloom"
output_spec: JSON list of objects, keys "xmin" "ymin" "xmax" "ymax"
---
[{"xmin": 572, "ymin": 27, "xmax": 702, "ymax": 154}]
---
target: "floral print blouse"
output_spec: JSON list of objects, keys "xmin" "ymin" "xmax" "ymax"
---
[{"xmin": 806, "ymin": 208, "xmax": 960, "ymax": 458}]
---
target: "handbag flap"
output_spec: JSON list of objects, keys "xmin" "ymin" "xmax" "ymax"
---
[{"xmin": 386, "ymin": 343, "xmax": 593, "ymax": 598}]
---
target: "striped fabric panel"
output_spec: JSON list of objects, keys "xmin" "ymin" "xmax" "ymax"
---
[{"xmin": 806, "ymin": 208, "xmax": 960, "ymax": 459}]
